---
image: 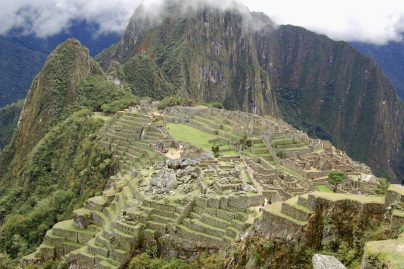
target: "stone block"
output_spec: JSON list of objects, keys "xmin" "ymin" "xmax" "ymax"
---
[
  {"xmin": 195, "ymin": 197, "xmax": 208, "ymax": 208},
  {"xmin": 38, "ymin": 245, "xmax": 56, "ymax": 260},
  {"xmin": 53, "ymin": 228, "xmax": 77, "ymax": 243},
  {"xmin": 385, "ymin": 185, "xmax": 404, "ymax": 206},
  {"xmin": 77, "ymin": 231, "xmax": 95, "ymax": 244},
  {"xmin": 281, "ymin": 203, "xmax": 311, "ymax": 222},
  {"xmin": 208, "ymin": 197, "xmax": 220, "ymax": 208},
  {"xmin": 220, "ymin": 197, "xmax": 228, "ymax": 209},
  {"xmin": 110, "ymin": 249, "xmax": 129, "ymax": 264},
  {"xmin": 216, "ymin": 208, "xmax": 236, "ymax": 221}
]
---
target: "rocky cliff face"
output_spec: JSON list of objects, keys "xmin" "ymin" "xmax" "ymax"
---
[
  {"xmin": 98, "ymin": 1, "xmax": 403, "ymax": 181},
  {"xmin": 98, "ymin": 1, "xmax": 279, "ymax": 116},
  {"xmin": 255, "ymin": 25, "xmax": 404, "ymax": 181}
]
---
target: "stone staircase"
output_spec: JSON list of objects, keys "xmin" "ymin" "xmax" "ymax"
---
[
  {"xmin": 187, "ymin": 111, "xmax": 242, "ymax": 142},
  {"xmin": 245, "ymin": 141, "xmax": 274, "ymax": 162},
  {"xmin": 272, "ymin": 137, "xmax": 310, "ymax": 156},
  {"xmin": 141, "ymin": 199, "xmax": 185, "ymax": 233},
  {"xmin": 175, "ymin": 196, "xmax": 250, "ymax": 249},
  {"xmin": 23, "ymin": 111, "xmax": 169, "ymax": 268},
  {"xmin": 100, "ymin": 111, "xmax": 166, "ymax": 174},
  {"xmin": 263, "ymin": 195, "xmax": 313, "ymax": 227}
]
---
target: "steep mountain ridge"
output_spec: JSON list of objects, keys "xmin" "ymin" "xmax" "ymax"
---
[
  {"xmin": 0, "ymin": 39, "xmax": 133, "ymax": 259},
  {"xmin": 98, "ymin": 2, "xmax": 279, "ymax": 116},
  {"xmin": 352, "ymin": 40, "xmax": 404, "ymax": 99},
  {"xmin": 12, "ymin": 39, "xmax": 102, "ymax": 170},
  {"xmin": 98, "ymin": 2, "xmax": 404, "ymax": 181},
  {"xmin": 255, "ymin": 25, "xmax": 404, "ymax": 180}
]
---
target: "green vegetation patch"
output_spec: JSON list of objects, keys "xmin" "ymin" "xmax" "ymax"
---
[
  {"xmin": 310, "ymin": 192, "xmax": 385, "ymax": 204},
  {"xmin": 166, "ymin": 123, "xmax": 219, "ymax": 151},
  {"xmin": 264, "ymin": 202, "xmax": 307, "ymax": 226},
  {"xmin": 0, "ymin": 100, "xmax": 23, "ymax": 149},
  {"xmin": 121, "ymin": 54, "xmax": 176, "ymax": 99},
  {"xmin": 285, "ymin": 196, "xmax": 313, "ymax": 214},
  {"xmin": 364, "ymin": 237, "xmax": 404, "ymax": 269},
  {"xmin": 388, "ymin": 184, "xmax": 404, "ymax": 195},
  {"xmin": 392, "ymin": 209, "xmax": 404, "ymax": 218},
  {"xmin": 316, "ymin": 184, "xmax": 333, "ymax": 193},
  {"xmin": 0, "ymin": 109, "xmax": 117, "ymax": 259}
]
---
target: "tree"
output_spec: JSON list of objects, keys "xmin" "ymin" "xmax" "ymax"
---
[
  {"xmin": 212, "ymin": 145, "xmax": 220, "ymax": 158},
  {"xmin": 327, "ymin": 170, "xmax": 347, "ymax": 193}
]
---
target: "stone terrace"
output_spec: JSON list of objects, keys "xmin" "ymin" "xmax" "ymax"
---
[{"xmin": 23, "ymin": 106, "xmax": 383, "ymax": 268}]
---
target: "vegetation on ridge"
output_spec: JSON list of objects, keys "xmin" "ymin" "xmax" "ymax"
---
[
  {"xmin": 0, "ymin": 100, "xmax": 23, "ymax": 149},
  {"xmin": 0, "ymin": 109, "xmax": 118, "ymax": 259},
  {"xmin": 0, "ymin": 40, "xmax": 137, "ymax": 261}
]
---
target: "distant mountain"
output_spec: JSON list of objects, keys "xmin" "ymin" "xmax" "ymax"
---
[
  {"xmin": 7, "ymin": 20, "xmax": 120, "ymax": 57},
  {"xmin": 0, "ymin": 37, "xmax": 46, "ymax": 107},
  {"xmin": 0, "ymin": 21, "xmax": 119, "ymax": 107},
  {"xmin": 352, "ymin": 39, "xmax": 404, "ymax": 99}
]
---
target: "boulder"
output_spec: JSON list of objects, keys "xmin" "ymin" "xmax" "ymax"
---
[
  {"xmin": 312, "ymin": 254, "xmax": 346, "ymax": 269},
  {"xmin": 150, "ymin": 168, "xmax": 178, "ymax": 193}
]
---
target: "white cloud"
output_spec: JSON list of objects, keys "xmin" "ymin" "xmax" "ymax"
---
[
  {"xmin": 242, "ymin": 0, "xmax": 404, "ymax": 44},
  {"xmin": 0, "ymin": 0, "xmax": 142, "ymax": 38},
  {"xmin": 0, "ymin": 0, "xmax": 404, "ymax": 44}
]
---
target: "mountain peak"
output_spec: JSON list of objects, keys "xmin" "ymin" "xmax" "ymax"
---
[{"xmin": 11, "ymin": 38, "xmax": 101, "ymax": 170}]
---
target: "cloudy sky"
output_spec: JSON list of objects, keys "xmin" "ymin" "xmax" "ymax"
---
[{"xmin": 1, "ymin": 0, "xmax": 404, "ymax": 45}]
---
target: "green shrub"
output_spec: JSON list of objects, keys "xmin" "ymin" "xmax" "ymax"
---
[
  {"xmin": 208, "ymin": 138, "xmax": 226, "ymax": 147},
  {"xmin": 238, "ymin": 134, "xmax": 253, "ymax": 151},
  {"xmin": 0, "ymin": 252, "xmax": 16, "ymax": 269},
  {"xmin": 190, "ymin": 253, "xmax": 224, "ymax": 269},
  {"xmin": 128, "ymin": 253, "xmax": 162, "ymax": 269},
  {"xmin": 101, "ymin": 95, "xmax": 140, "ymax": 114},
  {"xmin": 158, "ymin": 96, "xmax": 197, "ymax": 110},
  {"xmin": 206, "ymin": 102, "xmax": 224, "ymax": 109},
  {"xmin": 262, "ymin": 240, "xmax": 274, "ymax": 251},
  {"xmin": 161, "ymin": 259, "xmax": 191, "ymax": 269},
  {"xmin": 276, "ymin": 150, "xmax": 286, "ymax": 159},
  {"xmin": 212, "ymin": 145, "xmax": 220, "ymax": 158},
  {"xmin": 145, "ymin": 245, "xmax": 158, "ymax": 258},
  {"xmin": 76, "ymin": 75, "xmax": 130, "ymax": 112}
]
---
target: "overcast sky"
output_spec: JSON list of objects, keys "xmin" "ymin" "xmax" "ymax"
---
[{"xmin": 1, "ymin": 0, "xmax": 404, "ymax": 45}]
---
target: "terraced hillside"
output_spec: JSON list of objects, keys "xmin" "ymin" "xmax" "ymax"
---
[{"xmin": 23, "ymin": 105, "xmax": 403, "ymax": 268}]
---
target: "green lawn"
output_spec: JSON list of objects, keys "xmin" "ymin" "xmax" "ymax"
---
[
  {"xmin": 317, "ymin": 184, "xmax": 333, "ymax": 193},
  {"xmin": 311, "ymin": 192, "xmax": 385, "ymax": 204},
  {"xmin": 166, "ymin": 123, "xmax": 240, "ymax": 156},
  {"xmin": 166, "ymin": 123, "xmax": 219, "ymax": 151}
]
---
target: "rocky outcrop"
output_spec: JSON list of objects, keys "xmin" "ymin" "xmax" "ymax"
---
[{"xmin": 312, "ymin": 254, "xmax": 346, "ymax": 269}]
